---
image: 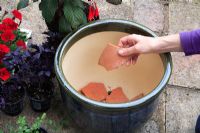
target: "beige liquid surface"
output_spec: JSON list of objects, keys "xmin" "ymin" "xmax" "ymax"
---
[{"xmin": 62, "ymin": 31, "xmax": 164, "ymax": 99}]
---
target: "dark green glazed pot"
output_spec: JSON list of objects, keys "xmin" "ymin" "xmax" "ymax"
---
[{"xmin": 55, "ymin": 19, "xmax": 172, "ymax": 133}]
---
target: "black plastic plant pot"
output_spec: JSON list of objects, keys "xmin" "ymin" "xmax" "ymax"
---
[
  {"xmin": 29, "ymin": 96, "xmax": 52, "ymax": 112},
  {"xmin": 2, "ymin": 96, "xmax": 24, "ymax": 116}
]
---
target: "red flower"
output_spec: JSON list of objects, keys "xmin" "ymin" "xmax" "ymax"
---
[
  {"xmin": 12, "ymin": 10, "xmax": 22, "ymax": 21},
  {"xmin": 88, "ymin": 2, "xmax": 99, "ymax": 21},
  {"xmin": 94, "ymin": 3, "xmax": 99, "ymax": 18},
  {"xmin": 16, "ymin": 40, "xmax": 26, "ymax": 49},
  {"xmin": 0, "ymin": 44, "xmax": 10, "ymax": 61},
  {"xmin": 88, "ymin": 6, "xmax": 94, "ymax": 21},
  {"xmin": 2, "ymin": 18, "xmax": 18, "ymax": 31},
  {"xmin": 0, "ymin": 68, "xmax": 10, "ymax": 81},
  {"xmin": 1, "ymin": 30, "xmax": 16, "ymax": 42},
  {"xmin": 0, "ymin": 24, "xmax": 7, "ymax": 32},
  {"xmin": 0, "ymin": 44, "xmax": 10, "ymax": 53}
]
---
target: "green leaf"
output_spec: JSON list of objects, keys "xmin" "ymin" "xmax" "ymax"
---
[
  {"xmin": 71, "ymin": 0, "xmax": 84, "ymax": 9},
  {"xmin": 63, "ymin": 2, "xmax": 87, "ymax": 29},
  {"xmin": 82, "ymin": 13, "xmax": 87, "ymax": 24},
  {"xmin": 10, "ymin": 44, "xmax": 17, "ymax": 51},
  {"xmin": 74, "ymin": 7, "xmax": 87, "ymax": 25},
  {"xmin": 63, "ymin": 0, "xmax": 70, "ymax": 2},
  {"xmin": 59, "ymin": 16, "xmax": 72, "ymax": 33},
  {"xmin": 39, "ymin": 0, "xmax": 58, "ymax": 23},
  {"xmin": 17, "ymin": 0, "xmax": 29, "ymax": 10},
  {"xmin": 70, "ymin": 7, "xmax": 86, "ymax": 29},
  {"xmin": 63, "ymin": 3, "xmax": 74, "ymax": 26},
  {"xmin": 31, "ymin": 113, "xmax": 46, "ymax": 131}
]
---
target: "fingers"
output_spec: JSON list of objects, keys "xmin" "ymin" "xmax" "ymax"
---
[
  {"xmin": 118, "ymin": 34, "xmax": 139, "ymax": 47},
  {"xmin": 118, "ymin": 46, "xmax": 138, "ymax": 56},
  {"xmin": 125, "ymin": 55, "xmax": 139, "ymax": 66},
  {"xmin": 118, "ymin": 34, "xmax": 141, "ymax": 66},
  {"xmin": 118, "ymin": 35, "xmax": 133, "ymax": 47},
  {"xmin": 118, "ymin": 36, "xmax": 128, "ymax": 47},
  {"xmin": 131, "ymin": 55, "xmax": 139, "ymax": 65}
]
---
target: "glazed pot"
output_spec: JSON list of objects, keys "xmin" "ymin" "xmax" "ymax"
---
[{"xmin": 55, "ymin": 20, "xmax": 172, "ymax": 133}]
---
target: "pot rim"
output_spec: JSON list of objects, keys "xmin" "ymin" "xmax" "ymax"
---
[
  {"xmin": 55, "ymin": 19, "xmax": 172, "ymax": 110},
  {"xmin": 4, "ymin": 97, "xmax": 24, "ymax": 105},
  {"xmin": 27, "ymin": 87, "xmax": 54, "ymax": 101},
  {"xmin": 28, "ymin": 95, "xmax": 52, "ymax": 102}
]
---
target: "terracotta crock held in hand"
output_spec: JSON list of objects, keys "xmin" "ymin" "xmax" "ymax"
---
[{"xmin": 98, "ymin": 43, "xmax": 131, "ymax": 71}]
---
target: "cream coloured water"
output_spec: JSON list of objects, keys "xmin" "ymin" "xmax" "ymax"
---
[{"xmin": 62, "ymin": 31, "xmax": 164, "ymax": 99}]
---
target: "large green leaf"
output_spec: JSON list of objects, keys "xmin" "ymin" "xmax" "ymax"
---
[
  {"xmin": 17, "ymin": 0, "xmax": 29, "ymax": 10},
  {"xmin": 71, "ymin": 0, "xmax": 84, "ymax": 9},
  {"xmin": 39, "ymin": 0, "xmax": 58, "ymax": 23},
  {"xmin": 63, "ymin": 3, "xmax": 74, "ymax": 27},
  {"xmin": 73, "ymin": 7, "xmax": 87, "ymax": 27},
  {"xmin": 63, "ymin": 0, "xmax": 70, "ymax": 2},
  {"xmin": 63, "ymin": 2, "xmax": 87, "ymax": 29},
  {"xmin": 59, "ymin": 16, "xmax": 72, "ymax": 33},
  {"xmin": 82, "ymin": 12, "xmax": 87, "ymax": 24}
]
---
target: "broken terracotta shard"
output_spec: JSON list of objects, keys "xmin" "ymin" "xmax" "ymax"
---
[
  {"xmin": 80, "ymin": 82, "xmax": 108, "ymax": 101},
  {"xmin": 98, "ymin": 43, "xmax": 130, "ymax": 71},
  {"xmin": 106, "ymin": 87, "xmax": 129, "ymax": 103}
]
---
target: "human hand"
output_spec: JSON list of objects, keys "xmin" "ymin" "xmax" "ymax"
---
[
  {"xmin": 118, "ymin": 34, "xmax": 157, "ymax": 65},
  {"xmin": 118, "ymin": 33, "xmax": 182, "ymax": 65}
]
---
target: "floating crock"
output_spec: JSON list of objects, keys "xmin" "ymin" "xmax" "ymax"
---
[{"xmin": 55, "ymin": 19, "xmax": 172, "ymax": 133}]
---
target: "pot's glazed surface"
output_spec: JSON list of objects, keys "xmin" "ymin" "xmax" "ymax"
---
[{"xmin": 55, "ymin": 20, "xmax": 172, "ymax": 133}]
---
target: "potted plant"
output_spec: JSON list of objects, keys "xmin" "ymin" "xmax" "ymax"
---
[
  {"xmin": 17, "ymin": 0, "xmax": 99, "ymax": 34},
  {"xmin": 0, "ymin": 47, "xmax": 30, "ymax": 116},
  {"xmin": 0, "ymin": 79, "xmax": 24, "ymax": 116},
  {"xmin": 0, "ymin": 10, "xmax": 29, "ymax": 116},
  {"xmin": 10, "ymin": 113, "xmax": 48, "ymax": 133},
  {"xmin": 0, "ymin": 77, "xmax": 26, "ymax": 116},
  {"xmin": 42, "ymin": 0, "xmax": 99, "ymax": 49},
  {"xmin": 6, "ymin": 113, "xmax": 62, "ymax": 133},
  {"xmin": 20, "ymin": 43, "xmax": 55, "ymax": 112}
]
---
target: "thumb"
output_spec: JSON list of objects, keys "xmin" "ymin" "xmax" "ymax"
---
[{"xmin": 118, "ymin": 46, "xmax": 138, "ymax": 56}]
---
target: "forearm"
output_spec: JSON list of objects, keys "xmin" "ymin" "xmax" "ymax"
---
[
  {"xmin": 118, "ymin": 30, "xmax": 200, "ymax": 56},
  {"xmin": 152, "ymin": 34, "xmax": 183, "ymax": 53}
]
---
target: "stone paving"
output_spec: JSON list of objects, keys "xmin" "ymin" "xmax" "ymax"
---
[{"xmin": 1, "ymin": 0, "xmax": 200, "ymax": 133}]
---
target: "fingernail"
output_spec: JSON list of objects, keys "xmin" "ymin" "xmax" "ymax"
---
[{"xmin": 118, "ymin": 50, "xmax": 124, "ymax": 55}]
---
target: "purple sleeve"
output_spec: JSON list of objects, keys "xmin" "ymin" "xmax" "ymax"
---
[{"xmin": 180, "ymin": 29, "xmax": 200, "ymax": 56}]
